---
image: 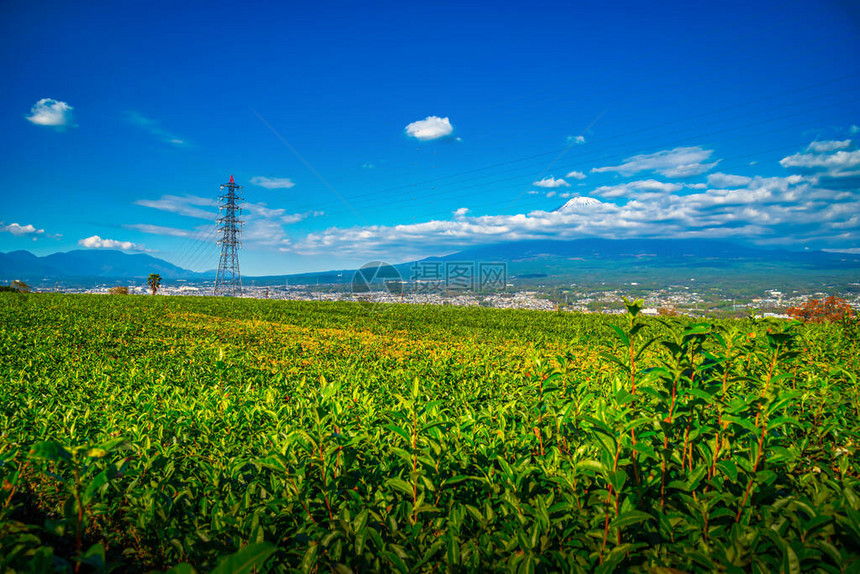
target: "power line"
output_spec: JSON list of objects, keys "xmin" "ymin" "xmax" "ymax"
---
[
  {"xmin": 170, "ymin": 224, "xmax": 217, "ymax": 270},
  {"xmin": 177, "ymin": 226, "xmax": 219, "ymax": 273},
  {"xmin": 293, "ymin": 96, "xmax": 857, "ymax": 216},
  {"xmin": 280, "ymin": 78, "xmax": 856, "ymax": 216}
]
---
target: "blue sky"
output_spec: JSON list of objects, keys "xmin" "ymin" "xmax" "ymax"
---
[{"xmin": 1, "ymin": 0, "xmax": 859, "ymax": 275}]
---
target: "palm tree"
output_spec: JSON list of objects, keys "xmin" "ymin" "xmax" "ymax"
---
[{"xmin": 147, "ymin": 273, "xmax": 162, "ymax": 295}]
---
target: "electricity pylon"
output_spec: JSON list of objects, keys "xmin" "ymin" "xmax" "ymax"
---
[{"xmin": 214, "ymin": 175, "xmax": 243, "ymax": 296}]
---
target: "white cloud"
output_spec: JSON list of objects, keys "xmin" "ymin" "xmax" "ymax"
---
[
  {"xmin": 1, "ymin": 222, "xmax": 45, "ymax": 237},
  {"xmin": 78, "ymin": 235, "xmax": 147, "ymax": 251},
  {"xmin": 546, "ymin": 191, "xmax": 557, "ymax": 198},
  {"xmin": 593, "ymin": 146, "xmax": 719, "ymax": 178},
  {"xmin": 567, "ymin": 135, "xmax": 586, "ymax": 145},
  {"xmin": 707, "ymin": 173, "xmax": 753, "ymax": 188},
  {"xmin": 125, "ymin": 111, "xmax": 187, "ymax": 147},
  {"xmin": 242, "ymin": 219, "xmax": 294, "ymax": 248},
  {"xmin": 123, "ymin": 134, "xmax": 860, "ymax": 260},
  {"xmin": 631, "ymin": 179, "xmax": 683, "ymax": 192},
  {"xmin": 281, "ymin": 213, "xmax": 310, "ymax": 224},
  {"xmin": 26, "ymin": 98, "xmax": 74, "ymax": 129},
  {"xmin": 533, "ymin": 176, "xmax": 570, "ymax": 188},
  {"xmin": 566, "ymin": 171, "xmax": 587, "ymax": 180},
  {"xmin": 849, "ymin": 125, "xmax": 859, "ymax": 135},
  {"xmin": 135, "ymin": 195, "xmax": 217, "ymax": 219},
  {"xmin": 287, "ymin": 183, "xmax": 855, "ymax": 256},
  {"xmin": 244, "ymin": 202, "xmax": 321, "ymax": 224},
  {"xmin": 780, "ymin": 141, "xmax": 860, "ymax": 176},
  {"xmin": 251, "ymin": 176, "xmax": 296, "ymax": 189},
  {"xmin": 405, "ymin": 116, "xmax": 454, "ymax": 141},
  {"xmin": 806, "ymin": 140, "xmax": 851, "ymax": 153},
  {"xmin": 591, "ymin": 179, "xmax": 682, "ymax": 198},
  {"xmin": 126, "ymin": 223, "xmax": 207, "ymax": 238},
  {"xmin": 238, "ymin": 203, "xmax": 325, "ymax": 250},
  {"xmin": 281, "ymin": 149, "xmax": 858, "ymax": 259},
  {"xmin": 130, "ymin": 194, "xmax": 324, "ymax": 253}
]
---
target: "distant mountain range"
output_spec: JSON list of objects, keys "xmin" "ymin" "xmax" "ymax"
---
[
  {"xmin": 0, "ymin": 249, "xmax": 212, "ymax": 284},
  {"xmin": 409, "ymin": 239, "xmax": 860, "ymax": 288},
  {"xmin": 2, "ymin": 239, "xmax": 859, "ymax": 288},
  {"xmin": 250, "ymin": 239, "xmax": 860, "ymax": 288},
  {"xmin": 427, "ymin": 239, "xmax": 860, "ymax": 270}
]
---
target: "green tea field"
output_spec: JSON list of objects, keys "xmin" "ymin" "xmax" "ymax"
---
[{"xmin": 1, "ymin": 293, "xmax": 859, "ymax": 573}]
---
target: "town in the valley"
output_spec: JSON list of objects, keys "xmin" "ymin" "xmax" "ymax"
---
[{"xmin": 38, "ymin": 278, "xmax": 860, "ymax": 319}]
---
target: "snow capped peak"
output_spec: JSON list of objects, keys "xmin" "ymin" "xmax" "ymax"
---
[{"xmin": 559, "ymin": 196, "xmax": 602, "ymax": 211}]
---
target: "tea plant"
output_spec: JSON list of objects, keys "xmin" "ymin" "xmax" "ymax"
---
[{"xmin": 0, "ymin": 293, "xmax": 858, "ymax": 572}]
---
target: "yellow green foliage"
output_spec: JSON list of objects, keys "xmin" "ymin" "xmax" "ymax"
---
[{"xmin": 0, "ymin": 294, "xmax": 858, "ymax": 572}]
